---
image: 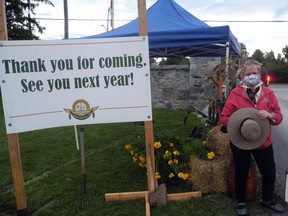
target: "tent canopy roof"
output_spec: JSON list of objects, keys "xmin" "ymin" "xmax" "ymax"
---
[{"xmin": 81, "ymin": 0, "xmax": 241, "ymax": 57}]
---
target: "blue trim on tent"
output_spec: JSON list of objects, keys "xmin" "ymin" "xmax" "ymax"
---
[{"xmin": 81, "ymin": 0, "xmax": 241, "ymax": 57}]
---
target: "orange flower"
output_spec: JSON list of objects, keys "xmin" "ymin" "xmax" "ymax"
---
[
  {"xmin": 173, "ymin": 159, "xmax": 179, "ymax": 164},
  {"xmin": 124, "ymin": 144, "xmax": 132, "ymax": 150}
]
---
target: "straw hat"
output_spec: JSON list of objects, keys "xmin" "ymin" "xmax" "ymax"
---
[{"xmin": 227, "ymin": 108, "xmax": 270, "ymax": 150}]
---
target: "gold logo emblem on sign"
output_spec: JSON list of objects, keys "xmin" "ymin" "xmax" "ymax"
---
[{"xmin": 63, "ymin": 99, "xmax": 98, "ymax": 120}]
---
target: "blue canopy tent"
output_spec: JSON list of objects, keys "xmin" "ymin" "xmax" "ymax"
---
[{"xmin": 81, "ymin": 0, "xmax": 241, "ymax": 58}]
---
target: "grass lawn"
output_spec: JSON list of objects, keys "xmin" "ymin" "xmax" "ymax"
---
[{"xmin": 0, "ymin": 101, "xmax": 238, "ymax": 216}]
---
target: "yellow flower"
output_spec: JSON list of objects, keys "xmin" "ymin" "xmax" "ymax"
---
[
  {"xmin": 155, "ymin": 172, "xmax": 161, "ymax": 179},
  {"xmin": 125, "ymin": 144, "xmax": 132, "ymax": 150},
  {"xmin": 139, "ymin": 155, "xmax": 146, "ymax": 163},
  {"xmin": 154, "ymin": 141, "xmax": 162, "ymax": 149},
  {"xmin": 168, "ymin": 173, "xmax": 175, "ymax": 178},
  {"xmin": 207, "ymin": 151, "xmax": 215, "ymax": 160},
  {"xmin": 177, "ymin": 172, "xmax": 189, "ymax": 180},
  {"xmin": 130, "ymin": 151, "xmax": 134, "ymax": 155},
  {"xmin": 173, "ymin": 151, "xmax": 180, "ymax": 156},
  {"xmin": 170, "ymin": 143, "xmax": 174, "ymax": 147},
  {"xmin": 168, "ymin": 160, "xmax": 173, "ymax": 166},
  {"xmin": 132, "ymin": 156, "xmax": 137, "ymax": 162},
  {"xmin": 202, "ymin": 140, "xmax": 207, "ymax": 145},
  {"xmin": 139, "ymin": 162, "xmax": 145, "ymax": 168},
  {"xmin": 164, "ymin": 150, "xmax": 171, "ymax": 158},
  {"xmin": 173, "ymin": 159, "xmax": 179, "ymax": 164}
]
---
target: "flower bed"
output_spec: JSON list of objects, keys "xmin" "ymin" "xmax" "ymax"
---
[
  {"xmin": 124, "ymin": 130, "xmax": 191, "ymax": 184},
  {"xmin": 124, "ymin": 122, "xmax": 232, "ymax": 193}
]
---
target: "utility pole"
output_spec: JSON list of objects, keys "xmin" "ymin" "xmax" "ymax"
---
[
  {"xmin": 110, "ymin": 0, "xmax": 114, "ymax": 29},
  {"xmin": 63, "ymin": 0, "xmax": 69, "ymax": 39}
]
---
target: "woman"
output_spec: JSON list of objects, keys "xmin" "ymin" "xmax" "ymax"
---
[{"xmin": 220, "ymin": 59, "xmax": 285, "ymax": 216}]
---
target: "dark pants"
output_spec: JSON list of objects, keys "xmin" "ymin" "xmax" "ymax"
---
[{"xmin": 230, "ymin": 143, "xmax": 276, "ymax": 203}]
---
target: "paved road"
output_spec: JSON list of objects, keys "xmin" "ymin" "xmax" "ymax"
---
[{"xmin": 271, "ymin": 84, "xmax": 288, "ymax": 201}]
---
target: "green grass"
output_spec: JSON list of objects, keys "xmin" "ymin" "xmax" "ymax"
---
[{"xmin": 0, "ymin": 102, "xmax": 238, "ymax": 216}]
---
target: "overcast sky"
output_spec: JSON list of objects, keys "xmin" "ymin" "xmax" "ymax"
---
[{"xmin": 35, "ymin": 0, "xmax": 288, "ymax": 57}]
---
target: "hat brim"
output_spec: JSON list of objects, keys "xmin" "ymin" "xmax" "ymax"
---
[{"xmin": 227, "ymin": 108, "xmax": 270, "ymax": 150}]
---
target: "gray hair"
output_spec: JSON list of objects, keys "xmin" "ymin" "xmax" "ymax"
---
[{"xmin": 238, "ymin": 59, "xmax": 262, "ymax": 79}]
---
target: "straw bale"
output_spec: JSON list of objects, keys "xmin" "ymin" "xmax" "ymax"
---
[
  {"xmin": 206, "ymin": 125, "xmax": 231, "ymax": 157},
  {"xmin": 188, "ymin": 156, "xmax": 228, "ymax": 194}
]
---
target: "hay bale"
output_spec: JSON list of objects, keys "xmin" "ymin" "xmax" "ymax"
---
[
  {"xmin": 188, "ymin": 156, "xmax": 228, "ymax": 194},
  {"xmin": 206, "ymin": 125, "xmax": 230, "ymax": 157}
]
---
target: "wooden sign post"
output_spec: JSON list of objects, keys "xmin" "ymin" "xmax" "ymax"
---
[
  {"xmin": 137, "ymin": 0, "xmax": 157, "ymax": 193},
  {"xmin": 0, "ymin": 1, "xmax": 28, "ymax": 216},
  {"xmin": 0, "ymin": 0, "xmax": 7, "ymax": 40},
  {"xmin": 7, "ymin": 134, "xmax": 28, "ymax": 215}
]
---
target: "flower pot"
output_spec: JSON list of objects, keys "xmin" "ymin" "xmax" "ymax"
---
[{"xmin": 228, "ymin": 158, "xmax": 258, "ymax": 201}]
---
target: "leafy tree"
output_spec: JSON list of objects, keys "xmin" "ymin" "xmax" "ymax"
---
[
  {"xmin": 251, "ymin": 46, "xmax": 288, "ymax": 83},
  {"xmin": 5, "ymin": 0, "xmax": 54, "ymax": 40},
  {"xmin": 276, "ymin": 53, "xmax": 282, "ymax": 61},
  {"xmin": 251, "ymin": 49, "xmax": 264, "ymax": 63},
  {"xmin": 282, "ymin": 45, "xmax": 288, "ymax": 61},
  {"xmin": 240, "ymin": 43, "xmax": 248, "ymax": 59},
  {"xmin": 264, "ymin": 50, "xmax": 276, "ymax": 63}
]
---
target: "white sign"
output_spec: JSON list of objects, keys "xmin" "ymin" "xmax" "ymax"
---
[{"xmin": 0, "ymin": 37, "xmax": 152, "ymax": 134}]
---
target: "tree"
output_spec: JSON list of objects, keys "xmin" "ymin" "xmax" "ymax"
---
[
  {"xmin": 240, "ymin": 43, "xmax": 248, "ymax": 59},
  {"xmin": 251, "ymin": 49, "xmax": 264, "ymax": 63},
  {"xmin": 264, "ymin": 50, "xmax": 276, "ymax": 63},
  {"xmin": 282, "ymin": 45, "xmax": 288, "ymax": 61},
  {"xmin": 250, "ymin": 46, "xmax": 288, "ymax": 84},
  {"xmin": 5, "ymin": 0, "xmax": 54, "ymax": 40}
]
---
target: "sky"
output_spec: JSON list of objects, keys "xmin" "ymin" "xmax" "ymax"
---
[{"xmin": 35, "ymin": 0, "xmax": 288, "ymax": 57}]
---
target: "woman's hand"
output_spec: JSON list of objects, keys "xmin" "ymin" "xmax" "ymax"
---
[{"xmin": 259, "ymin": 110, "xmax": 273, "ymax": 120}]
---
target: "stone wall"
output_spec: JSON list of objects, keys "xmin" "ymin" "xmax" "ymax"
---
[{"xmin": 150, "ymin": 57, "xmax": 221, "ymax": 110}]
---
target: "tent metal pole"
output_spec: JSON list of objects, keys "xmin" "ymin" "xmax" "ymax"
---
[
  {"xmin": 225, "ymin": 42, "xmax": 230, "ymax": 97},
  {"xmin": 225, "ymin": 42, "xmax": 229, "ymax": 73}
]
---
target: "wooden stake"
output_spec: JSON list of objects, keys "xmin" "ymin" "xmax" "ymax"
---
[
  {"xmin": 7, "ymin": 134, "xmax": 28, "ymax": 215},
  {"xmin": 167, "ymin": 191, "xmax": 202, "ymax": 201},
  {"xmin": 0, "ymin": 0, "xmax": 7, "ymax": 40},
  {"xmin": 105, "ymin": 191, "xmax": 148, "ymax": 201},
  {"xmin": 137, "ymin": 0, "xmax": 148, "ymax": 36},
  {"xmin": 144, "ymin": 121, "xmax": 156, "ymax": 192},
  {"xmin": 104, "ymin": 191, "xmax": 202, "ymax": 202},
  {"xmin": 137, "ymin": 0, "xmax": 156, "ymax": 193},
  {"xmin": 145, "ymin": 193, "xmax": 150, "ymax": 216},
  {"xmin": 1, "ymin": 1, "xmax": 28, "ymax": 215}
]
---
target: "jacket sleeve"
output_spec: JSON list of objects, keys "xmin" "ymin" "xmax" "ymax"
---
[
  {"xmin": 219, "ymin": 91, "xmax": 238, "ymax": 126},
  {"xmin": 268, "ymin": 91, "xmax": 283, "ymax": 126}
]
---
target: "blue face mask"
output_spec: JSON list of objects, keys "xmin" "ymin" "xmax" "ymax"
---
[{"xmin": 244, "ymin": 74, "xmax": 260, "ymax": 86}]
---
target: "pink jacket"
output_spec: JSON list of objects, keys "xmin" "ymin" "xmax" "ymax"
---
[{"xmin": 220, "ymin": 84, "xmax": 283, "ymax": 149}]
